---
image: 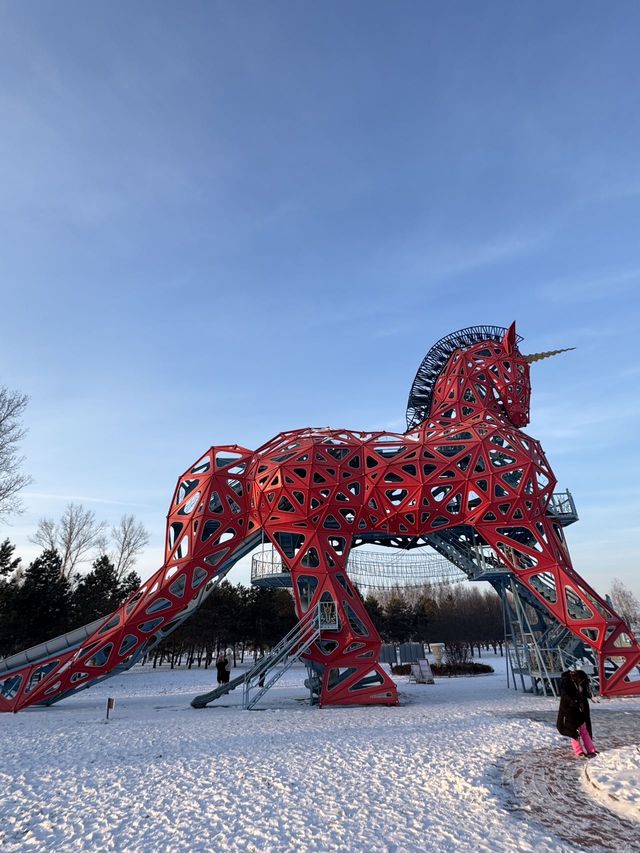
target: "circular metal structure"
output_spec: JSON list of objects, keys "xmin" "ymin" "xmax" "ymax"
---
[
  {"xmin": 251, "ymin": 547, "xmax": 466, "ymax": 592},
  {"xmin": 346, "ymin": 548, "xmax": 467, "ymax": 592},
  {"xmin": 251, "ymin": 549, "xmax": 294, "ymax": 588}
]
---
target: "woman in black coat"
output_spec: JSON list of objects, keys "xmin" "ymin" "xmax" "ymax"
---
[
  {"xmin": 215, "ymin": 653, "xmax": 228, "ymax": 686},
  {"xmin": 556, "ymin": 669, "xmax": 597, "ymax": 758}
]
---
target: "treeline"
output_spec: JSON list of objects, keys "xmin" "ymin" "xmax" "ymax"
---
[
  {"xmin": 0, "ymin": 536, "xmax": 299, "ymax": 667},
  {"xmin": 1, "ymin": 534, "xmax": 505, "ymax": 667},
  {"xmin": 151, "ymin": 583, "xmax": 298, "ymax": 668},
  {"xmin": 0, "ymin": 505, "xmax": 149, "ymax": 658},
  {"xmin": 363, "ymin": 584, "xmax": 504, "ymax": 656},
  {"xmin": 0, "ymin": 540, "xmax": 140, "ymax": 657},
  {"xmin": 152, "ymin": 582, "xmax": 505, "ymax": 669}
]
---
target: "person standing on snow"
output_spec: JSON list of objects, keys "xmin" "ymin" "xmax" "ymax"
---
[
  {"xmin": 223, "ymin": 648, "xmax": 233, "ymax": 684},
  {"xmin": 556, "ymin": 669, "xmax": 598, "ymax": 758},
  {"xmin": 215, "ymin": 651, "xmax": 227, "ymax": 686}
]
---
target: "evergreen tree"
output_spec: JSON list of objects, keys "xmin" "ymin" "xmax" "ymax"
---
[
  {"xmin": 0, "ymin": 582, "xmax": 18, "ymax": 657},
  {"xmin": 0, "ymin": 538, "xmax": 22, "ymax": 656},
  {"xmin": 265, "ymin": 587, "xmax": 297, "ymax": 648},
  {"xmin": 12, "ymin": 549, "xmax": 73, "ymax": 650},
  {"xmin": 432, "ymin": 586, "xmax": 457, "ymax": 643},
  {"xmin": 210, "ymin": 581, "xmax": 244, "ymax": 653},
  {"xmin": 384, "ymin": 591, "xmax": 414, "ymax": 642},
  {"xmin": 240, "ymin": 586, "xmax": 296, "ymax": 656},
  {"xmin": 479, "ymin": 590, "xmax": 504, "ymax": 653},
  {"xmin": 73, "ymin": 555, "xmax": 123, "ymax": 625},
  {"xmin": 118, "ymin": 570, "xmax": 141, "ymax": 603},
  {"xmin": 0, "ymin": 538, "xmax": 21, "ymax": 577},
  {"xmin": 363, "ymin": 594, "xmax": 385, "ymax": 634},
  {"xmin": 413, "ymin": 592, "xmax": 437, "ymax": 644},
  {"xmin": 235, "ymin": 584, "xmax": 255, "ymax": 658}
]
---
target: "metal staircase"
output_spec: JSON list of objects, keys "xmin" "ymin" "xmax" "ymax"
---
[
  {"xmin": 499, "ymin": 576, "xmax": 596, "ymax": 695},
  {"xmin": 422, "ymin": 491, "xmax": 598, "ymax": 695},
  {"xmin": 190, "ymin": 601, "xmax": 338, "ymax": 710},
  {"xmin": 502, "ymin": 576, "xmax": 557, "ymax": 695}
]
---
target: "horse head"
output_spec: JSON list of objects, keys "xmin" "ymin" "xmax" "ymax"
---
[
  {"xmin": 474, "ymin": 322, "xmax": 532, "ymax": 427},
  {"xmin": 406, "ymin": 323, "xmax": 573, "ymax": 431}
]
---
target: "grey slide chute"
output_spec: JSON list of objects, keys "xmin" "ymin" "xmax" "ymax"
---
[{"xmin": 191, "ymin": 674, "xmax": 245, "ymax": 708}]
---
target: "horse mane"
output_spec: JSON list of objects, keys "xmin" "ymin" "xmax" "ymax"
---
[{"xmin": 405, "ymin": 324, "xmax": 524, "ymax": 430}]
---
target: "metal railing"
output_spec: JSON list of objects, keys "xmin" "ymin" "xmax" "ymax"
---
[
  {"xmin": 547, "ymin": 490, "xmax": 578, "ymax": 524},
  {"xmin": 251, "ymin": 547, "xmax": 467, "ymax": 590},
  {"xmin": 251, "ymin": 550, "xmax": 292, "ymax": 586}
]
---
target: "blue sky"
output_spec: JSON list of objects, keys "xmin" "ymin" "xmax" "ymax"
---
[{"xmin": 1, "ymin": 3, "xmax": 639, "ymax": 596}]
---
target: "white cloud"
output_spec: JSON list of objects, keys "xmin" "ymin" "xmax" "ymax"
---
[
  {"xmin": 540, "ymin": 268, "xmax": 640, "ymax": 304},
  {"xmin": 23, "ymin": 491, "xmax": 153, "ymax": 509}
]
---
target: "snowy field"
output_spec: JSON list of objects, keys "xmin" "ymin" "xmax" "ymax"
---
[
  {"xmin": 583, "ymin": 745, "xmax": 640, "ymax": 823},
  {"xmin": 1, "ymin": 654, "xmax": 639, "ymax": 852}
]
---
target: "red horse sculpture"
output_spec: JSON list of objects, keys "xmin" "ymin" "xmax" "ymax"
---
[{"xmin": 1, "ymin": 323, "xmax": 638, "ymax": 711}]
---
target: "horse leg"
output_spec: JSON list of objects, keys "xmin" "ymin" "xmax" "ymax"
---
[
  {"xmin": 268, "ymin": 527, "xmax": 398, "ymax": 706},
  {"xmin": 2, "ymin": 446, "xmax": 260, "ymax": 712},
  {"xmin": 478, "ymin": 516, "xmax": 640, "ymax": 695}
]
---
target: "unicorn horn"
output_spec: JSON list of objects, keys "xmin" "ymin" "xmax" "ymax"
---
[{"xmin": 523, "ymin": 347, "xmax": 575, "ymax": 364}]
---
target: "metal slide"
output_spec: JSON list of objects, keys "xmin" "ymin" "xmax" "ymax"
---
[
  {"xmin": 190, "ymin": 674, "xmax": 245, "ymax": 708},
  {"xmin": 191, "ymin": 601, "xmax": 337, "ymax": 710}
]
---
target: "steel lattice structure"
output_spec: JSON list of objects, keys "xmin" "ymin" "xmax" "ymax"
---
[
  {"xmin": 252, "ymin": 547, "xmax": 467, "ymax": 591},
  {"xmin": 2, "ymin": 322, "xmax": 639, "ymax": 711},
  {"xmin": 343, "ymin": 549, "xmax": 467, "ymax": 591}
]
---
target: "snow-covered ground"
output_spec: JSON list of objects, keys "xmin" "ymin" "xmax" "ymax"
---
[
  {"xmin": 1, "ymin": 654, "xmax": 639, "ymax": 852},
  {"xmin": 583, "ymin": 746, "xmax": 640, "ymax": 824}
]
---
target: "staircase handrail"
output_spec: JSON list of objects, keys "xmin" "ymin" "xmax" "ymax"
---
[
  {"xmin": 242, "ymin": 602, "xmax": 337, "ymax": 710},
  {"xmin": 247, "ymin": 604, "xmax": 325, "ymax": 678}
]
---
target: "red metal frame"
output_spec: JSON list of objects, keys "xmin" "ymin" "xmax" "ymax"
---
[{"xmin": 2, "ymin": 323, "xmax": 639, "ymax": 712}]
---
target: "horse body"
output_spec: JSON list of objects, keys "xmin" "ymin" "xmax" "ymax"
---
[{"xmin": 2, "ymin": 324, "xmax": 639, "ymax": 711}]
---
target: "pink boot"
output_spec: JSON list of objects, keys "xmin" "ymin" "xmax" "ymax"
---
[
  {"xmin": 579, "ymin": 723, "xmax": 597, "ymax": 756},
  {"xmin": 571, "ymin": 737, "xmax": 585, "ymax": 757}
]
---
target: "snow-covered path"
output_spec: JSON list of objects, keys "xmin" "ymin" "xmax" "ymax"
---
[
  {"xmin": 503, "ymin": 709, "xmax": 640, "ymax": 850},
  {"xmin": 1, "ymin": 655, "xmax": 639, "ymax": 852}
]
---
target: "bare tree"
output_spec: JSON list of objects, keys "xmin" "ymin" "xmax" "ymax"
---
[
  {"xmin": 111, "ymin": 514, "xmax": 149, "ymax": 581},
  {"xmin": 0, "ymin": 387, "xmax": 32, "ymax": 519},
  {"xmin": 610, "ymin": 579, "xmax": 640, "ymax": 631},
  {"xmin": 31, "ymin": 503, "xmax": 107, "ymax": 579},
  {"xmin": 32, "ymin": 517, "xmax": 57, "ymax": 551}
]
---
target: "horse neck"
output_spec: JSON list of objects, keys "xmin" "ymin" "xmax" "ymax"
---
[{"xmin": 429, "ymin": 359, "xmax": 502, "ymax": 425}]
